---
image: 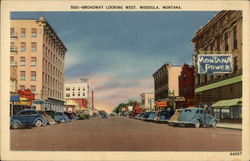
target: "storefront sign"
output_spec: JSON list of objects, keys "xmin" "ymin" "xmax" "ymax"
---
[{"xmin": 198, "ymin": 54, "xmax": 233, "ymax": 74}]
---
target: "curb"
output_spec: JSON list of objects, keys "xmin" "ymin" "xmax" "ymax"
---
[{"xmin": 216, "ymin": 126, "xmax": 242, "ymax": 130}]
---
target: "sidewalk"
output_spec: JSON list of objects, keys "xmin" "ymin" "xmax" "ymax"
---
[{"xmin": 217, "ymin": 122, "xmax": 242, "ymax": 130}]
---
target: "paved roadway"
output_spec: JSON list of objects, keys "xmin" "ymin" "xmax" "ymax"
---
[{"xmin": 11, "ymin": 116, "xmax": 241, "ymax": 151}]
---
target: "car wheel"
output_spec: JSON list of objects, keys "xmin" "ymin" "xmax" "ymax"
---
[
  {"xmin": 211, "ymin": 121, "xmax": 217, "ymax": 128},
  {"xmin": 49, "ymin": 119, "xmax": 55, "ymax": 125},
  {"xmin": 60, "ymin": 119, "xmax": 65, "ymax": 123},
  {"xmin": 11, "ymin": 122, "xmax": 19, "ymax": 129},
  {"xmin": 35, "ymin": 120, "xmax": 42, "ymax": 127},
  {"xmin": 194, "ymin": 120, "xmax": 200, "ymax": 128}
]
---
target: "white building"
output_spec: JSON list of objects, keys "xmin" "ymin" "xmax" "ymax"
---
[
  {"xmin": 64, "ymin": 78, "xmax": 90, "ymax": 106},
  {"xmin": 140, "ymin": 93, "xmax": 155, "ymax": 110}
]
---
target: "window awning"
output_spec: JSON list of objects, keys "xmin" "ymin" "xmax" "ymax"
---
[{"xmin": 212, "ymin": 98, "xmax": 242, "ymax": 108}]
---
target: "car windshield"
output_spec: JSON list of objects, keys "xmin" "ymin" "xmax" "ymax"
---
[{"xmin": 184, "ymin": 109, "xmax": 192, "ymax": 112}]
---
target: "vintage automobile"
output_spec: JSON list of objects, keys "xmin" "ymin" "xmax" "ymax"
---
[
  {"xmin": 76, "ymin": 111, "xmax": 90, "ymax": 120},
  {"xmin": 169, "ymin": 108, "xmax": 218, "ymax": 128},
  {"xmin": 144, "ymin": 112, "xmax": 157, "ymax": 122},
  {"xmin": 39, "ymin": 111, "xmax": 56, "ymax": 125},
  {"xmin": 154, "ymin": 109, "xmax": 175, "ymax": 123},
  {"xmin": 64, "ymin": 112, "xmax": 79, "ymax": 121},
  {"xmin": 10, "ymin": 109, "xmax": 47, "ymax": 129},
  {"xmin": 54, "ymin": 112, "xmax": 70, "ymax": 123}
]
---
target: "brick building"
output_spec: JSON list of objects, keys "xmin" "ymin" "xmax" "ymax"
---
[
  {"xmin": 178, "ymin": 64, "xmax": 195, "ymax": 106},
  {"xmin": 192, "ymin": 11, "xmax": 242, "ymax": 122}
]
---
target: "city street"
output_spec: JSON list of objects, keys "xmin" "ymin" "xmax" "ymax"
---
[{"xmin": 11, "ymin": 116, "xmax": 241, "ymax": 151}]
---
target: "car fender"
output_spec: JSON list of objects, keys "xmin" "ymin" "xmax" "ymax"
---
[
  {"xmin": 32, "ymin": 118, "xmax": 47, "ymax": 125},
  {"xmin": 208, "ymin": 118, "xmax": 218, "ymax": 125},
  {"xmin": 10, "ymin": 119, "xmax": 22, "ymax": 126}
]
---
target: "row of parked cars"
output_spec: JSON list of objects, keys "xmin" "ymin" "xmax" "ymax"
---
[
  {"xmin": 131, "ymin": 107, "xmax": 218, "ymax": 128},
  {"xmin": 10, "ymin": 109, "xmax": 90, "ymax": 129}
]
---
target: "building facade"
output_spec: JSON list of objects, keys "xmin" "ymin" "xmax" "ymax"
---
[
  {"xmin": 192, "ymin": 11, "xmax": 242, "ymax": 122},
  {"xmin": 64, "ymin": 78, "xmax": 90, "ymax": 109},
  {"xmin": 10, "ymin": 17, "xmax": 67, "ymax": 112},
  {"xmin": 178, "ymin": 64, "xmax": 195, "ymax": 106},
  {"xmin": 153, "ymin": 64, "xmax": 182, "ymax": 108},
  {"xmin": 140, "ymin": 93, "xmax": 155, "ymax": 111}
]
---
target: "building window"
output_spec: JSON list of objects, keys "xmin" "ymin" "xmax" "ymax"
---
[
  {"xmin": 216, "ymin": 36, "xmax": 220, "ymax": 51},
  {"xmin": 21, "ymin": 28, "xmax": 26, "ymax": 38},
  {"xmin": 10, "ymin": 56, "xmax": 16, "ymax": 66},
  {"xmin": 83, "ymin": 93, "xmax": 85, "ymax": 96},
  {"xmin": 72, "ymin": 88, "xmax": 75, "ymax": 91},
  {"xmin": 224, "ymin": 32, "xmax": 229, "ymax": 51},
  {"xmin": 10, "ymin": 42, "xmax": 17, "ymax": 52},
  {"xmin": 10, "ymin": 28, "xmax": 17, "ymax": 38},
  {"xmin": 31, "ymin": 71, "xmax": 36, "ymax": 81},
  {"xmin": 78, "ymin": 88, "xmax": 80, "ymax": 91},
  {"xmin": 233, "ymin": 56, "xmax": 238, "ymax": 73},
  {"xmin": 66, "ymin": 87, "xmax": 70, "ymax": 91},
  {"xmin": 20, "ymin": 57, "xmax": 26, "ymax": 66},
  {"xmin": 233, "ymin": 26, "xmax": 238, "ymax": 49},
  {"xmin": 78, "ymin": 93, "xmax": 80, "ymax": 96},
  {"xmin": 31, "ymin": 42, "xmax": 37, "ymax": 52},
  {"xmin": 66, "ymin": 93, "xmax": 70, "ymax": 97},
  {"xmin": 31, "ymin": 57, "xmax": 36, "ymax": 66},
  {"xmin": 20, "ymin": 42, "xmax": 26, "ymax": 52},
  {"xmin": 31, "ymin": 85, "xmax": 36, "ymax": 93},
  {"xmin": 31, "ymin": 28, "xmax": 37, "ymax": 38},
  {"xmin": 20, "ymin": 71, "xmax": 25, "ymax": 80},
  {"xmin": 72, "ymin": 93, "xmax": 75, "ymax": 96},
  {"xmin": 20, "ymin": 85, "xmax": 25, "ymax": 90}
]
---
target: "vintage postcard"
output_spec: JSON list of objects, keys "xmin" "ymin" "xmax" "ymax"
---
[{"xmin": 1, "ymin": 0, "xmax": 250, "ymax": 161}]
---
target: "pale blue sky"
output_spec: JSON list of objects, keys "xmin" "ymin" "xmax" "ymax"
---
[{"xmin": 11, "ymin": 11, "xmax": 219, "ymax": 111}]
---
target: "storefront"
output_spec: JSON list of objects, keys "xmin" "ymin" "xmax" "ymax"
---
[{"xmin": 211, "ymin": 98, "xmax": 242, "ymax": 123}]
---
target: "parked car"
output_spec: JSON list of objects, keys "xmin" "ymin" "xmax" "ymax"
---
[
  {"xmin": 64, "ymin": 112, "xmax": 79, "ymax": 121},
  {"xmin": 139, "ymin": 112, "xmax": 151, "ymax": 120},
  {"xmin": 39, "ymin": 111, "xmax": 56, "ymax": 125},
  {"xmin": 45, "ymin": 110, "xmax": 56, "ymax": 120},
  {"xmin": 10, "ymin": 109, "xmax": 47, "ymax": 129},
  {"xmin": 101, "ymin": 112, "xmax": 109, "ymax": 118},
  {"xmin": 54, "ymin": 112, "xmax": 70, "ymax": 123},
  {"xmin": 76, "ymin": 111, "xmax": 90, "ymax": 120},
  {"xmin": 154, "ymin": 109, "xmax": 175, "ymax": 123},
  {"xmin": 169, "ymin": 108, "xmax": 218, "ymax": 128},
  {"xmin": 144, "ymin": 112, "xmax": 157, "ymax": 121}
]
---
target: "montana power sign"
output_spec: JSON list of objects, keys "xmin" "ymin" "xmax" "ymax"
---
[{"xmin": 197, "ymin": 54, "xmax": 233, "ymax": 74}]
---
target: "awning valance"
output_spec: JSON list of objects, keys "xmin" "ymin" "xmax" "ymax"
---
[{"xmin": 212, "ymin": 98, "xmax": 242, "ymax": 108}]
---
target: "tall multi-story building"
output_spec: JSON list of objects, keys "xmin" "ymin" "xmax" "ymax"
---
[
  {"xmin": 140, "ymin": 93, "xmax": 155, "ymax": 111},
  {"xmin": 192, "ymin": 11, "xmax": 242, "ymax": 105},
  {"xmin": 64, "ymin": 78, "xmax": 90, "ymax": 109},
  {"xmin": 153, "ymin": 64, "xmax": 182, "ymax": 108},
  {"xmin": 10, "ymin": 17, "xmax": 67, "ymax": 112},
  {"xmin": 178, "ymin": 64, "xmax": 195, "ymax": 106},
  {"xmin": 192, "ymin": 11, "xmax": 242, "ymax": 122}
]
